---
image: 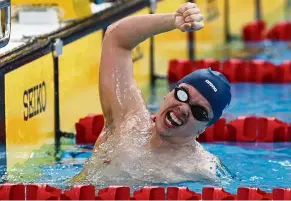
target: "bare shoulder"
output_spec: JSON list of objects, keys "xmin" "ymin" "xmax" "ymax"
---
[
  {"xmin": 193, "ymin": 141, "xmax": 233, "ymax": 181},
  {"xmin": 192, "ymin": 141, "xmax": 218, "ymax": 179}
]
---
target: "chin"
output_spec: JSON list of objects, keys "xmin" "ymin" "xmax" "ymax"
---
[
  {"xmin": 155, "ymin": 122, "xmax": 164, "ymax": 135},
  {"xmin": 155, "ymin": 120, "xmax": 169, "ymax": 137}
]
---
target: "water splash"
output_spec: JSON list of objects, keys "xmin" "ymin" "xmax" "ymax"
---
[{"xmin": 73, "ymin": 106, "xmax": 223, "ymax": 190}]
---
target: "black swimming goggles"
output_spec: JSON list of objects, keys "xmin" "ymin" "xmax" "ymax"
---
[{"xmin": 174, "ymin": 87, "xmax": 210, "ymax": 122}]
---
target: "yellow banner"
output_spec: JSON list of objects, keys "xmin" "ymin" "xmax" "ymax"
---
[
  {"xmin": 261, "ymin": 0, "xmax": 285, "ymax": 28},
  {"xmin": 195, "ymin": 0, "xmax": 225, "ymax": 57},
  {"xmin": 58, "ymin": 9, "xmax": 153, "ymax": 133},
  {"xmin": 229, "ymin": 0, "xmax": 285, "ymax": 35},
  {"xmin": 58, "ymin": 31, "xmax": 103, "ymax": 132},
  {"xmin": 154, "ymin": 0, "xmax": 189, "ymax": 76},
  {"xmin": 12, "ymin": 0, "xmax": 92, "ymax": 19},
  {"xmin": 5, "ymin": 54, "xmax": 55, "ymax": 170}
]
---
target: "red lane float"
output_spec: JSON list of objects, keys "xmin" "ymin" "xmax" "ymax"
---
[
  {"xmin": 97, "ymin": 186, "xmax": 131, "ymax": 200},
  {"xmin": 288, "ymin": 125, "xmax": 291, "ymax": 140},
  {"xmin": 194, "ymin": 59, "xmax": 221, "ymax": 72},
  {"xmin": 167, "ymin": 187, "xmax": 201, "ymax": 200},
  {"xmin": 133, "ymin": 186, "xmax": 165, "ymax": 200},
  {"xmin": 202, "ymin": 187, "xmax": 236, "ymax": 200},
  {"xmin": 168, "ymin": 59, "xmax": 221, "ymax": 83},
  {"xmin": 197, "ymin": 118, "xmax": 231, "ymax": 142},
  {"xmin": 242, "ymin": 20, "xmax": 291, "ymax": 41},
  {"xmin": 168, "ymin": 59, "xmax": 291, "ymax": 83},
  {"xmin": 248, "ymin": 60, "xmax": 276, "ymax": 83},
  {"xmin": 26, "ymin": 185, "xmax": 61, "ymax": 200},
  {"xmin": 2, "ymin": 184, "xmax": 291, "ymax": 200},
  {"xmin": 242, "ymin": 20, "xmax": 266, "ymax": 42},
  {"xmin": 267, "ymin": 21, "xmax": 291, "ymax": 41},
  {"xmin": 237, "ymin": 187, "xmax": 273, "ymax": 200},
  {"xmin": 76, "ymin": 114, "xmax": 291, "ymax": 143},
  {"xmin": 61, "ymin": 185, "xmax": 96, "ymax": 200},
  {"xmin": 75, "ymin": 114, "xmax": 104, "ymax": 144},
  {"xmin": 273, "ymin": 188, "xmax": 291, "ymax": 200},
  {"xmin": 0, "ymin": 184, "xmax": 25, "ymax": 200},
  {"xmin": 276, "ymin": 60, "xmax": 291, "ymax": 83},
  {"xmin": 222, "ymin": 59, "xmax": 246, "ymax": 82},
  {"xmin": 227, "ymin": 116, "xmax": 258, "ymax": 142},
  {"xmin": 198, "ymin": 116, "xmax": 291, "ymax": 142},
  {"xmin": 257, "ymin": 117, "xmax": 288, "ymax": 142},
  {"xmin": 168, "ymin": 59, "xmax": 194, "ymax": 83}
]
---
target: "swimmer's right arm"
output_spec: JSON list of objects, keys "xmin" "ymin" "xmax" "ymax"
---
[{"xmin": 99, "ymin": 3, "xmax": 204, "ymax": 122}]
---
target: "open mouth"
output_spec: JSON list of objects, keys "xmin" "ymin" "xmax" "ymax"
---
[{"xmin": 165, "ymin": 111, "xmax": 183, "ymax": 127}]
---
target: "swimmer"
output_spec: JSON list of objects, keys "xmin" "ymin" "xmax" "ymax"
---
[{"xmin": 72, "ymin": 2, "xmax": 232, "ymax": 188}]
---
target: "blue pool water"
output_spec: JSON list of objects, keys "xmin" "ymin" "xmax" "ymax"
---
[
  {"xmin": 248, "ymin": 41, "xmax": 291, "ymax": 65},
  {"xmin": 223, "ymin": 83, "xmax": 291, "ymax": 123},
  {"xmin": 179, "ymin": 142, "xmax": 291, "ymax": 193}
]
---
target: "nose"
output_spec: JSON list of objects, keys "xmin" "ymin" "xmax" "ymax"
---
[{"xmin": 178, "ymin": 105, "xmax": 189, "ymax": 118}]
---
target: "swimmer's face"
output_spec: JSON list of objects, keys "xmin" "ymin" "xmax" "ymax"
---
[{"xmin": 155, "ymin": 83, "xmax": 214, "ymax": 139}]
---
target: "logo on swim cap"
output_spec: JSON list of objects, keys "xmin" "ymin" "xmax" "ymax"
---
[{"xmin": 205, "ymin": 80, "xmax": 217, "ymax": 92}]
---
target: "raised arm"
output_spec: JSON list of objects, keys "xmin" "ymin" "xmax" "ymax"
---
[{"xmin": 99, "ymin": 2, "xmax": 204, "ymax": 124}]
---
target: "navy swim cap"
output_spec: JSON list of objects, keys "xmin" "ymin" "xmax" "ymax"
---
[{"xmin": 175, "ymin": 68, "xmax": 231, "ymax": 126}]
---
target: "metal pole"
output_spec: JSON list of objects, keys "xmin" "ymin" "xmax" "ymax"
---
[
  {"xmin": 286, "ymin": 0, "xmax": 291, "ymax": 20},
  {"xmin": 188, "ymin": 0, "xmax": 195, "ymax": 60},
  {"xmin": 0, "ymin": 0, "xmax": 11, "ymax": 48},
  {"xmin": 224, "ymin": 0, "xmax": 231, "ymax": 43},
  {"xmin": 255, "ymin": 0, "xmax": 262, "ymax": 20},
  {"xmin": 53, "ymin": 39, "xmax": 63, "ymax": 160}
]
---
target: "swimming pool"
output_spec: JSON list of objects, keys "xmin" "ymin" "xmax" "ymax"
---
[
  {"xmin": 2, "ymin": 78, "xmax": 291, "ymax": 193},
  {"xmin": 2, "ymin": 41, "xmax": 291, "ymax": 193},
  {"xmin": 1, "ymin": 0, "xmax": 290, "ymax": 199}
]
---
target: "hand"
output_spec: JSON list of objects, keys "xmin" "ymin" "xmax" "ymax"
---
[{"xmin": 174, "ymin": 2, "xmax": 204, "ymax": 32}]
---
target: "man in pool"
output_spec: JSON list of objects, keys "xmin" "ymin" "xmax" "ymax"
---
[{"xmin": 72, "ymin": 2, "xmax": 231, "ymax": 187}]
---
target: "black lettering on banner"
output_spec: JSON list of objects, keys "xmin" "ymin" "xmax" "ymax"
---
[
  {"xmin": 132, "ymin": 45, "xmax": 144, "ymax": 63},
  {"xmin": 37, "ymin": 83, "xmax": 42, "ymax": 114},
  {"xmin": 41, "ymin": 81, "xmax": 46, "ymax": 112},
  {"xmin": 33, "ymin": 85, "xmax": 37, "ymax": 117},
  {"xmin": 23, "ymin": 91, "xmax": 28, "ymax": 121},
  {"xmin": 23, "ymin": 81, "xmax": 47, "ymax": 121},
  {"xmin": 206, "ymin": 0, "xmax": 219, "ymax": 22},
  {"xmin": 28, "ymin": 87, "xmax": 33, "ymax": 119}
]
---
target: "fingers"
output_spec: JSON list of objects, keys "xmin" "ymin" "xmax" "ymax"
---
[
  {"xmin": 180, "ymin": 22, "xmax": 204, "ymax": 32},
  {"xmin": 177, "ymin": 2, "xmax": 197, "ymax": 14},
  {"xmin": 183, "ymin": 7, "xmax": 201, "ymax": 17},
  {"xmin": 189, "ymin": 21, "xmax": 204, "ymax": 30},
  {"xmin": 181, "ymin": 23, "xmax": 191, "ymax": 31},
  {"xmin": 185, "ymin": 13, "xmax": 203, "ymax": 23}
]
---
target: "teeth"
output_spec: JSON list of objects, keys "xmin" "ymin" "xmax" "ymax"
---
[
  {"xmin": 169, "ymin": 112, "xmax": 182, "ymax": 126},
  {"xmin": 166, "ymin": 117, "xmax": 172, "ymax": 126},
  {"xmin": 170, "ymin": 112, "xmax": 182, "ymax": 125}
]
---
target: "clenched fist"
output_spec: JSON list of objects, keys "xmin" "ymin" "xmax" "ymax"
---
[{"xmin": 174, "ymin": 2, "xmax": 204, "ymax": 32}]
